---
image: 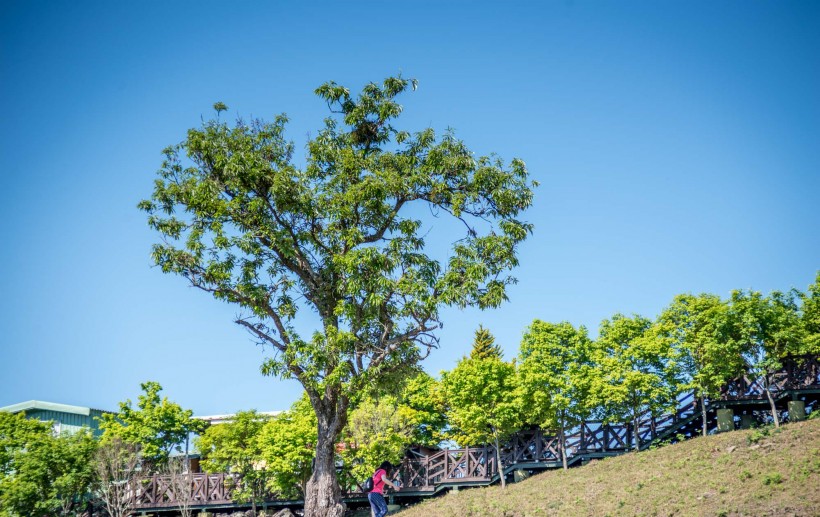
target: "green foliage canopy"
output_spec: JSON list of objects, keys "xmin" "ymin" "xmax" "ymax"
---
[
  {"xmin": 0, "ymin": 412, "xmax": 97, "ymax": 517},
  {"xmin": 517, "ymin": 321, "xmax": 596, "ymax": 432},
  {"xmin": 196, "ymin": 410, "xmax": 270, "ymax": 510},
  {"xmin": 657, "ymin": 294, "xmax": 744, "ymax": 400},
  {"xmin": 138, "ymin": 73, "xmax": 534, "ymax": 432},
  {"xmin": 592, "ymin": 314, "xmax": 677, "ymax": 449},
  {"xmin": 395, "ymin": 371, "xmax": 448, "ymax": 448},
  {"xmin": 730, "ymin": 289, "xmax": 807, "ymax": 374},
  {"xmin": 443, "ymin": 357, "xmax": 521, "ymax": 447},
  {"xmin": 99, "ymin": 381, "xmax": 207, "ymax": 467},
  {"xmin": 341, "ymin": 398, "xmax": 414, "ymax": 481},
  {"xmin": 258, "ymin": 397, "xmax": 317, "ymax": 499},
  {"xmin": 800, "ymin": 272, "xmax": 820, "ymax": 352}
]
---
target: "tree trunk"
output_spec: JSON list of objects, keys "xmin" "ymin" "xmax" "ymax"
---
[
  {"xmin": 633, "ymin": 412, "xmax": 640, "ymax": 452},
  {"xmin": 700, "ymin": 395, "xmax": 708, "ymax": 437},
  {"xmin": 494, "ymin": 435, "xmax": 506, "ymax": 488},
  {"xmin": 560, "ymin": 422, "xmax": 568, "ymax": 470},
  {"xmin": 304, "ymin": 393, "xmax": 347, "ymax": 517},
  {"xmin": 764, "ymin": 376, "xmax": 780, "ymax": 427}
]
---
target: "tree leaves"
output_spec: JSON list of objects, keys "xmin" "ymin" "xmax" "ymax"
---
[
  {"xmin": 140, "ymin": 76, "xmax": 535, "ymax": 407},
  {"xmin": 0, "ymin": 413, "xmax": 97, "ymax": 517},
  {"xmin": 443, "ymin": 356, "xmax": 521, "ymax": 447},
  {"xmin": 98, "ymin": 381, "xmax": 206, "ymax": 468}
]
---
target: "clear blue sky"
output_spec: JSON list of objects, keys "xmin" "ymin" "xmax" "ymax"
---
[{"xmin": 1, "ymin": 1, "xmax": 818, "ymax": 416}]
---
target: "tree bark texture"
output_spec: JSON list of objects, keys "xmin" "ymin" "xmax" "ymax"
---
[
  {"xmin": 560, "ymin": 424, "xmax": 568, "ymax": 470},
  {"xmin": 764, "ymin": 376, "xmax": 780, "ymax": 427},
  {"xmin": 700, "ymin": 395, "xmax": 708, "ymax": 437},
  {"xmin": 494, "ymin": 435, "xmax": 506, "ymax": 488},
  {"xmin": 304, "ymin": 394, "xmax": 347, "ymax": 517}
]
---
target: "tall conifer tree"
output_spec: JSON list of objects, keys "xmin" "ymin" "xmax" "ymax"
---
[{"xmin": 470, "ymin": 325, "xmax": 503, "ymax": 360}]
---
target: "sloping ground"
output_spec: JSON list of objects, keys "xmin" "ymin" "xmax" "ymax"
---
[{"xmin": 396, "ymin": 419, "xmax": 820, "ymax": 517}]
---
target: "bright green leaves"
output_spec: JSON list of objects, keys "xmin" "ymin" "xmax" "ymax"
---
[
  {"xmin": 0, "ymin": 413, "xmax": 97, "ymax": 517},
  {"xmin": 657, "ymin": 294, "xmax": 743, "ymax": 401},
  {"xmin": 197, "ymin": 400, "xmax": 318, "ymax": 503},
  {"xmin": 517, "ymin": 321, "xmax": 595, "ymax": 433},
  {"xmin": 397, "ymin": 371, "xmax": 448, "ymax": 447},
  {"xmin": 99, "ymin": 381, "xmax": 207, "ymax": 467},
  {"xmin": 443, "ymin": 356, "xmax": 521, "ymax": 448},
  {"xmin": 730, "ymin": 289, "xmax": 806, "ymax": 374},
  {"xmin": 340, "ymin": 398, "xmax": 414, "ymax": 481},
  {"xmin": 139, "ymin": 75, "xmax": 534, "ymax": 415},
  {"xmin": 800, "ymin": 272, "xmax": 820, "ymax": 353},
  {"xmin": 196, "ymin": 410, "xmax": 272, "ymax": 506},
  {"xmin": 258, "ymin": 397, "xmax": 317, "ymax": 499},
  {"xmin": 593, "ymin": 314, "xmax": 677, "ymax": 447},
  {"xmin": 442, "ymin": 354, "xmax": 521, "ymax": 487}
]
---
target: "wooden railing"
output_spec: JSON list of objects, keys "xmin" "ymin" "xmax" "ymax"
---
[{"xmin": 131, "ymin": 472, "xmax": 234, "ymax": 508}]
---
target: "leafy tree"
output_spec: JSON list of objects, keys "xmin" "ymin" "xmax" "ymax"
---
[
  {"xmin": 0, "ymin": 413, "xmax": 97, "ymax": 517},
  {"xmin": 196, "ymin": 410, "xmax": 271, "ymax": 516},
  {"xmin": 340, "ymin": 397, "xmax": 414, "ymax": 483},
  {"xmin": 396, "ymin": 371, "xmax": 448, "ymax": 448},
  {"xmin": 0, "ymin": 411, "xmax": 49, "ymax": 478},
  {"xmin": 517, "ymin": 321, "xmax": 595, "ymax": 469},
  {"xmin": 258, "ymin": 396, "xmax": 317, "ymax": 500},
  {"xmin": 470, "ymin": 325, "xmax": 502, "ymax": 360},
  {"xmin": 730, "ymin": 289, "xmax": 805, "ymax": 427},
  {"xmin": 139, "ymin": 75, "xmax": 535, "ymax": 516},
  {"xmin": 799, "ymin": 272, "xmax": 820, "ymax": 353},
  {"xmin": 593, "ymin": 314, "xmax": 676, "ymax": 451},
  {"xmin": 99, "ymin": 381, "xmax": 207, "ymax": 468},
  {"xmin": 443, "ymin": 357, "xmax": 521, "ymax": 487},
  {"xmin": 51, "ymin": 431, "xmax": 98, "ymax": 517},
  {"xmin": 657, "ymin": 294, "xmax": 743, "ymax": 436}
]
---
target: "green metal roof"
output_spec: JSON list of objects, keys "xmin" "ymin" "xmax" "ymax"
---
[{"xmin": 0, "ymin": 400, "xmax": 96, "ymax": 416}]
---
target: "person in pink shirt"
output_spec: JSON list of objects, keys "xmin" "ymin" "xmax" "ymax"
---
[{"xmin": 368, "ymin": 461, "xmax": 400, "ymax": 517}]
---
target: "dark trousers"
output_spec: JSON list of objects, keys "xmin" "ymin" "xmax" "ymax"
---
[{"xmin": 368, "ymin": 491, "xmax": 389, "ymax": 517}]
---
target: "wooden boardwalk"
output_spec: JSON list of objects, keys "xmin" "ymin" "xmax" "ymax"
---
[{"xmin": 129, "ymin": 355, "xmax": 820, "ymax": 514}]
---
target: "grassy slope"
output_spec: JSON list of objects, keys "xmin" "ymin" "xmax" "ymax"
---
[{"xmin": 396, "ymin": 419, "xmax": 820, "ymax": 517}]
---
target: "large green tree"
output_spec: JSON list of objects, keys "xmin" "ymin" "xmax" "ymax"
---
[
  {"xmin": 593, "ymin": 314, "xmax": 677, "ymax": 451},
  {"xmin": 443, "ymin": 356, "xmax": 521, "ymax": 488},
  {"xmin": 657, "ymin": 294, "xmax": 744, "ymax": 436},
  {"xmin": 517, "ymin": 321, "xmax": 595, "ymax": 469},
  {"xmin": 139, "ymin": 75, "xmax": 534, "ymax": 515},
  {"xmin": 99, "ymin": 381, "xmax": 207, "ymax": 467},
  {"xmin": 730, "ymin": 289, "xmax": 805, "ymax": 427}
]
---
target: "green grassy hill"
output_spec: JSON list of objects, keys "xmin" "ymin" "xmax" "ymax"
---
[{"xmin": 396, "ymin": 418, "xmax": 820, "ymax": 517}]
